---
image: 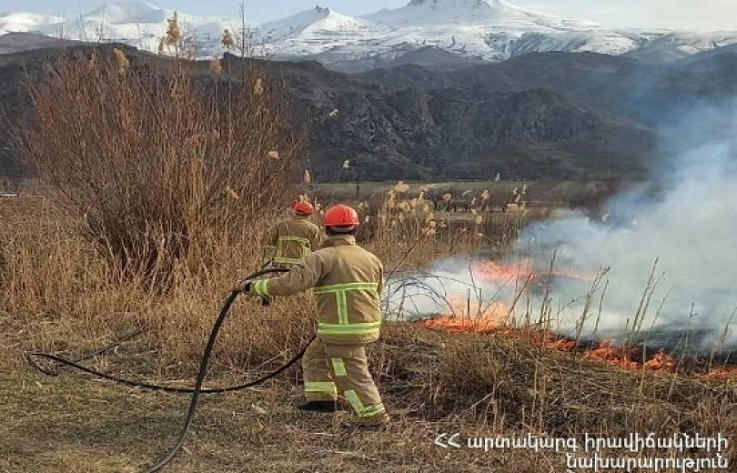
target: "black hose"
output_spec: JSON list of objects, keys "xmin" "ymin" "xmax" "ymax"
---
[
  {"xmin": 25, "ymin": 328, "xmax": 145, "ymax": 376},
  {"xmin": 145, "ymin": 290, "xmax": 239, "ymax": 472},
  {"xmin": 25, "ymin": 334, "xmax": 313, "ymax": 394},
  {"xmin": 147, "ymin": 266, "xmax": 307, "ymax": 472},
  {"xmin": 26, "ymin": 267, "xmax": 315, "ymax": 472}
]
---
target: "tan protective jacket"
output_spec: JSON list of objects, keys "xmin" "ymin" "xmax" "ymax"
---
[
  {"xmin": 252, "ymin": 235, "xmax": 384, "ymax": 345},
  {"xmin": 264, "ymin": 216, "xmax": 322, "ymax": 267}
]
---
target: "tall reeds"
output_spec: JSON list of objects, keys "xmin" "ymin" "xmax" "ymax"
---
[{"xmin": 18, "ymin": 47, "xmax": 305, "ymax": 286}]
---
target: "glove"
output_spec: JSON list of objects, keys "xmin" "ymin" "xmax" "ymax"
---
[{"xmin": 232, "ymin": 279, "xmax": 252, "ymax": 293}]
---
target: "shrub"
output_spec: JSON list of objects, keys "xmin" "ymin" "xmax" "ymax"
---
[{"xmin": 18, "ymin": 48, "xmax": 305, "ymax": 286}]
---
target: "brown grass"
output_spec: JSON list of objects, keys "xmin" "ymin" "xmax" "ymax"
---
[
  {"xmin": 2, "ymin": 192, "xmax": 734, "ymax": 472},
  {"xmin": 1, "ymin": 49, "xmax": 734, "ymax": 473},
  {"xmin": 17, "ymin": 49, "xmax": 303, "ymax": 285}
]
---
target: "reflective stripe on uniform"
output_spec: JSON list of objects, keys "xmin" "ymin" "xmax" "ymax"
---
[
  {"xmin": 304, "ymin": 381, "xmax": 337, "ymax": 394},
  {"xmin": 318, "ymin": 321, "xmax": 382, "ymax": 336},
  {"xmin": 252, "ymin": 279, "xmax": 270, "ymax": 297},
  {"xmin": 313, "ymin": 282, "xmax": 380, "ymax": 334},
  {"xmin": 337, "ymin": 291, "xmax": 349, "ymax": 324},
  {"xmin": 344, "ymin": 390, "xmax": 385, "ymax": 418},
  {"xmin": 275, "ymin": 236, "xmax": 311, "ymax": 262},
  {"xmin": 331, "ymin": 358, "xmax": 348, "ymax": 377},
  {"xmin": 313, "ymin": 282, "xmax": 379, "ymax": 294},
  {"xmin": 272, "ymin": 256, "xmax": 302, "ymax": 265}
]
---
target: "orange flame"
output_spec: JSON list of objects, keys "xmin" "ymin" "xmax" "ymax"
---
[
  {"xmin": 473, "ymin": 260, "xmax": 535, "ymax": 283},
  {"xmin": 642, "ymin": 349, "xmax": 676, "ymax": 372},
  {"xmin": 422, "ymin": 296, "xmax": 509, "ymax": 334},
  {"xmin": 471, "ymin": 259, "xmax": 595, "ymax": 285},
  {"xmin": 701, "ymin": 367, "xmax": 737, "ymax": 380},
  {"xmin": 421, "ymin": 314, "xmax": 733, "ymax": 378},
  {"xmin": 419, "ymin": 261, "xmax": 734, "ymax": 379},
  {"xmin": 582, "ymin": 342, "xmax": 641, "ymax": 370}
]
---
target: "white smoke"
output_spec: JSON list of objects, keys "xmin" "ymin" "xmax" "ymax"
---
[
  {"xmin": 385, "ymin": 258, "xmax": 525, "ymax": 321},
  {"xmin": 388, "ymin": 101, "xmax": 737, "ymax": 352},
  {"xmin": 518, "ymin": 101, "xmax": 737, "ymax": 351}
]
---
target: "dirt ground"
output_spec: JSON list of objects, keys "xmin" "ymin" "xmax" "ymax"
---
[
  {"xmin": 0, "ymin": 370, "xmax": 562, "ymax": 473},
  {"xmin": 3, "ymin": 323, "xmax": 735, "ymax": 473}
]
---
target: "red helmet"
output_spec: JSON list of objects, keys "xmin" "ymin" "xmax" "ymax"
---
[
  {"xmin": 324, "ymin": 204, "xmax": 360, "ymax": 227},
  {"xmin": 291, "ymin": 200, "xmax": 315, "ymax": 216}
]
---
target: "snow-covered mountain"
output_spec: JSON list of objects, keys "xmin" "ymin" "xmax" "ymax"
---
[
  {"xmin": 256, "ymin": 6, "xmax": 372, "ymax": 58},
  {"xmin": 0, "ymin": 12, "xmax": 62, "ymax": 34},
  {"xmin": 257, "ymin": 0, "xmax": 737, "ymax": 69},
  {"xmin": 366, "ymin": 0, "xmax": 594, "ymax": 27},
  {"xmin": 0, "ymin": 2, "xmax": 238, "ymax": 55},
  {"xmin": 1, "ymin": 1, "xmax": 736, "ymax": 71}
]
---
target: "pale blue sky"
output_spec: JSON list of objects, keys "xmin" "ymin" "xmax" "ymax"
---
[{"xmin": 0, "ymin": 0, "xmax": 734, "ymax": 31}]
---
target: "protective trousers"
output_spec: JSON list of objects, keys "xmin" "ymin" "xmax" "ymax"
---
[{"xmin": 302, "ymin": 338, "xmax": 386, "ymax": 421}]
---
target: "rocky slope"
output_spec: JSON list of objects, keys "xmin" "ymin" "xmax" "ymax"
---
[
  {"xmin": 0, "ymin": 42, "xmax": 737, "ymax": 182},
  {"xmin": 2, "ymin": 45, "xmax": 736, "ymax": 181}
]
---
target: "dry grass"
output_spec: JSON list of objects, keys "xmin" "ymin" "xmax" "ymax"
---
[
  {"xmin": 0, "ymin": 193, "xmax": 315, "ymax": 378},
  {"xmin": 1, "ymin": 193, "xmax": 736, "ymax": 471},
  {"xmin": 377, "ymin": 328, "xmax": 736, "ymax": 438},
  {"xmin": 0, "ymin": 366, "xmax": 563, "ymax": 473},
  {"xmin": 1, "ymin": 326, "xmax": 734, "ymax": 472},
  {"xmin": 17, "ymin": 49, "xmax": 303, "ymax": 284},
  {"xmin": 1, "ymin": 48, "xmax": 734, "ymax": 473}
]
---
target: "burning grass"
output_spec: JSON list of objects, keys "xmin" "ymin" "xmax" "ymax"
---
[
  {"xmin": 384, "ymin": 254, "xmax": 736, "ymax": 382},
  {"xmin": 387, "ymin": 327, "xmax": 736, "ymax": 458},
  {"xmin": 1, "ymin": 48, "xmax": 735, "ymax": 472},
  {"xmin": 421, "ymin": 317, "xmax": 737, "ymax": 379},
  {"xmin": 1, "ymin": 192, "xmax": 736, "ymax": 470}
]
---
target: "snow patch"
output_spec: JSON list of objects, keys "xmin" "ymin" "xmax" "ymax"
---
[{"xmin": 0, "ymin": 0, "xmax": 735, "ymax": 68}]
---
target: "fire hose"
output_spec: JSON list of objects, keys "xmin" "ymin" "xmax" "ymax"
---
[{"xmin": 25, "ymin": 267, "xmax": 316, "ymax": 472}]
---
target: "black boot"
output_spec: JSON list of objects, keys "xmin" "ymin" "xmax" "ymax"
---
[{"xmin": 297, "ymin": 401, "xmax": 337, "ymax": 413}]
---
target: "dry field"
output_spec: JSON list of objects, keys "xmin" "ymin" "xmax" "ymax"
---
[
  {"xmin": 2, "ymin": 190, "xmax": 735, "ymax": 473},
  {"xmin": 0, "ymin": 48, "xmax": 734, "ymax": 473}
]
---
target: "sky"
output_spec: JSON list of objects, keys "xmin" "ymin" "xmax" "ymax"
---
[{"xmin": 0, "ymin": 0, "xmax": 735, "ymax": 32}]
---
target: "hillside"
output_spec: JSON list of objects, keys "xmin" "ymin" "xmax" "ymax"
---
[
  {"xmin": 0, "ymin": 32, "xmax": 84, "ymax": 54},
  {"xmin": 5, "ymin": 46, "xmax": 737, "ymax": 182},
  {"xmin": 1, "ymin": 45, "xmax": 664, "ymax": 182},
  {"xmin": 3, "ymin": 45, "xmax": 737, "ymax": 181},
  {"xmin": 360, "ymin": 50, "xmax": 737, "ymax": 128}
]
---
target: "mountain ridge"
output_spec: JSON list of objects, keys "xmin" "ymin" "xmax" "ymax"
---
[
  {"xmin": 1, "ymin": 1, "xmax": 736, "ymax": 71},
  {"xmin": 8, "ymin": 44, "xmax": 737, "ymax": 182}
]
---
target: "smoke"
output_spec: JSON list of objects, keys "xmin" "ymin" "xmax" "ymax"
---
[
  {"xmin": 517, "ymin": 101, "xmax": 737, "ymax": 350},
  {"xmin": 388, "ymin": 101, "xmax": 737, "ymax": 352}
]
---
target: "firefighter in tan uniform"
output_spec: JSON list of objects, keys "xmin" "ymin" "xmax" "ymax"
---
[
  {"xmin": 235, "ymin": 204, "xmax": 389, "ymax": 425},
  {"xmin": 264, "ymin": 201, "xmax": 322, "ymax": 268}
]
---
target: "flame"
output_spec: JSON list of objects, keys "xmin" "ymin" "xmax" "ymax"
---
[
  {"xmin": 701, "ymin": 367, "xmax": 737, "ymax": 380},
  {"xmin": 471, "ymin": 259, "xmax": 595, "ymax": 285},
  {"xmin": 582, "ymin": 342, "xmax": 641, "ymax": 370},
  {"xmin": 421, "ymin": 314, "xmax": 735, "ymax": 378},
  {"xmin": 418, "ymin": 258, "xmax": 734, "ymax": 379},
  {"xmin": 642, "ymin": 349, "xmax": 676, "ymax": 372},
  {"xmin": 420, "ymin": 260, "xmax": 737, "ymax": 380},
  {"xmin": 422, "ymin": 296, "xmax": 509, "ymax": 334},
  {"xmin": 472, "ymin": 260, "xmax": 535, "ymax": 283}
]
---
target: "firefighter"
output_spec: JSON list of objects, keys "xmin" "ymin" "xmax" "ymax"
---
[
  {"xmin": 264, "ymin": 200, "xmax": 322, "ymax": 268},
  {"xmin": 234, "ymin": 204, "xmax": 389, "ymax": 426}
]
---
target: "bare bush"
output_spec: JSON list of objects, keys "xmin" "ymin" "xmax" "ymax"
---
[{"xmin": 18, "ymin": 48, "xmax": 305, "ymax": 285}]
